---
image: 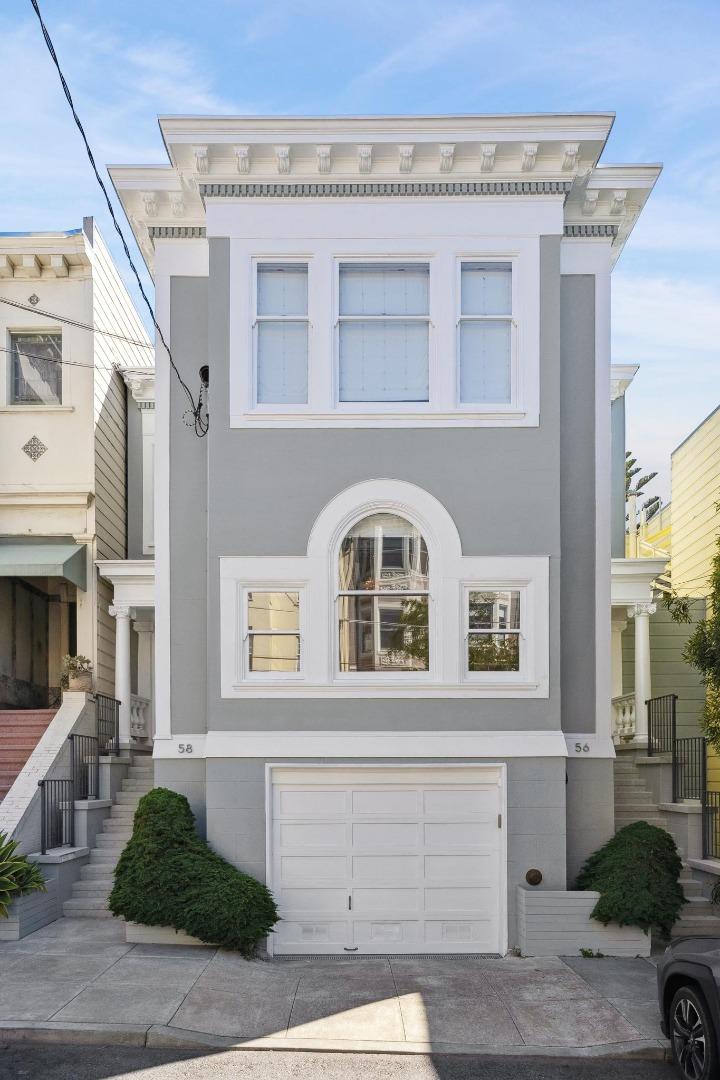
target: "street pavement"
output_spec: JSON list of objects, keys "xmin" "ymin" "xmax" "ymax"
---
[{"xmin": 0, "ymin": 919, "xmax": 669, "ymax": 1060}]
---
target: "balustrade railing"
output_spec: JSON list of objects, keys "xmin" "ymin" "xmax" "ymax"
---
[
  {"xmin": 130, "ymin": 694, "xmax": 151, "ymax": 741},
  {"xmin": 611, "ymin": 694, "xmax": 636, "ymax": 743},
  {"xmin": 647, "ymin": 694, "xmax": 677, "ymax": 756}
]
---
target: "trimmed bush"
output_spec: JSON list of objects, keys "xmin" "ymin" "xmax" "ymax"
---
[
  {"xmin": 576, "ymin": 821, "xmax": 684, "ymax": 939},
  {"xmin": 108, "ymin": 788, "xmax": 278, "ymax": 956}
]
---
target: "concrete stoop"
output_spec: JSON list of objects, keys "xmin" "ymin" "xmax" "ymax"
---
[
  {"xmin": 613, "ymin": 752, "xmax": 720, "ymax": 940},
  {"xmin": 62, "ymin": 756, "xmax": 153, "ymax": 920}
]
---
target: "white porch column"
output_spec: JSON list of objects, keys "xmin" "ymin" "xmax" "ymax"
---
[
  {"xmin": 628, "ymin": 601, "xmax": 655, "ymax": 743},
  {"xmin": 611, "ymin": 611, "xmax": 628, "ymax": 699},
  {"xmin": 133, "ymin": 618, "xmax": 155, "ymax": 739},
  {"xmin": 110, "ymin": 604, "xmax": 133, "ymax": 747}
]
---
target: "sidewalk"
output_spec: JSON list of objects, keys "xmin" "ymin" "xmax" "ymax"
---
[{"xmin": 0, "ymin": 919, "xmax": 669, "ymax": 1060}]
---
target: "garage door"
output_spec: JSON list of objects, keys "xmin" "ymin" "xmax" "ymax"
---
[{"xmin": 270, "ymin": 766, "xmax": 504, "ymax": 955}]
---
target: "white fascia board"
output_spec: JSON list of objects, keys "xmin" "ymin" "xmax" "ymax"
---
[
  {"xmin": 152, "ymin": 729, "xmax": 568, "ymax": 759},
  {"xmin": 587, "ymin": 164, "xmax": 663, "ymax": 190}
]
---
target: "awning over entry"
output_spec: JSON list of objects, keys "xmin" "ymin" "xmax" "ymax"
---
[{"xmin": 0, "ymin": 540, "xmax": 87, "ymax": 590}]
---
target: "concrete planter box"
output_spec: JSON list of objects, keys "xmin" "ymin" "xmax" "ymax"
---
[
  {"xmin": 125, "ymin": 922, "xmax": 211, "ymax": 947},
  {"xmin": 517, "ymin": 886, "xmax": 651, "ymax": 957}
]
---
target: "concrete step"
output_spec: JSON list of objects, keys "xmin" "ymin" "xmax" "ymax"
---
[
  {"xmin": 114, "ymin": 791, "xmax": 143, "ymax": 805},
  {"xmin": 682, "ymin": 897, "xmax": 716, "ymax": 913},
  {"xmin": 613, "ymin": 800, "xmax": 659, "ymax": 812},
  {"xmin": 95, "ymin": 836, "xmax": 129, "ymax": 851},
  {"xmin": 62, "ymin": 897, "xmax": 112, "ymax": 918},
  {"xmin": 103, "ymin": 816, "xmax": 134, "ymax": 830},
  {"xmin": 128, "ymin": 767, "xmax": 153, "ymax": 780},
  {"xmin": 81, "ymin": 864, "xmax": 117, "ymax": 880},
  {"xmin": 671, "ymin": 916, "xmax": 720, "ymax": 937},
  {"xmin": 73, "ymin": 880, "xmax": 113, "ymax": 897},
  {"xmin": 88, "ymin": 850, "xmax": 122, "ymax": 864},
  {"xmin": 121, "ymin": 781, "xmax": 153, "ymax": 793},
  {"xmin": 681, "ymin": 880, "xmax": 704, "ymax": 898},
  {"xmin": 110, "ymin": 804, "xmax": 136, "ymax": 818}
]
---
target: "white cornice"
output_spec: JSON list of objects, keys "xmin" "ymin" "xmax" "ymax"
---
[{"xmin": 610, "ymin": 363, "xmax": 639, "ymax": 401}]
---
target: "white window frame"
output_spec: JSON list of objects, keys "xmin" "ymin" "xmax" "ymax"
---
[
  {"xmin": 462, "ymin": 583, "xmax": 532, "ymax": 685},
  {"xmin": 6, "ymin": 327, "xmax": 64, "ymax": 407},
  {"xmin": 333, "ymin": 257, "xmax": 433, "ymax": 413},
  {"xmin": 219, "ymin": 480, "xmax": 549, "ymax": 698},
  {"xmin": 251, "ymin": 259, "xmax": 311, "ymax": 412},
  {"xmin": 238, "ymin": 582, "xmax": 307, "ymax": 683},
  {"xmin": 456, "ymin": 259, "xmax": 517, "ymax": 410}
]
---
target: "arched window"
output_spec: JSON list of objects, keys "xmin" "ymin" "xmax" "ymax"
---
[{"xmin": 337, "ymin": 513, "xmax": 429, "ymax": 673}]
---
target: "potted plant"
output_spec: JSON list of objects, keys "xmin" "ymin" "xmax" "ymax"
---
[{"xmin": 62, "ymin": 654, "xmax": 94, "ymax": 693}]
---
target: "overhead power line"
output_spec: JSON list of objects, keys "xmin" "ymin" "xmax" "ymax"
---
[
  {"xmin": 0, "ymin": 297, "xmax": 154, "ymax": 349},
  {"xmin": 0, "ymin": 343, "xmax": 93, "ymax": 370},
  {"xmin": 28, "ymin": 0, "xmax": 208, "ymax": 436}
]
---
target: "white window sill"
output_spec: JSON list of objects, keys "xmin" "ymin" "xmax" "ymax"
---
[
  {"xmin": 227, "ymin": 681, "xmax": 545, "ymax": 699},
  {"xmin": 230, "ymin": 409, "xmax": 534, "ymax": 429},
  {"xmin": 0, "ymin": 405, "xmax": 74, "ymax": 413}
]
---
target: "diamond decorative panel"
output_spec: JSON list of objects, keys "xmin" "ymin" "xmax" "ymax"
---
[{"xmin": 22, "ymin": 435, "xmax": 48, "ymax": 462}]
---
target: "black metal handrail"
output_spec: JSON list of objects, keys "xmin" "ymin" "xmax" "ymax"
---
[
  {"xmin": 69, "ymin": 734, "xmax": 99, "ymax": 800},
  {"xmin": 703, "ymin": 791, "xmax": 720, "ymax": 859},
  {"xmin": 647, "ymin": 693, "xmax": 677, "ymax": 756},
  {"xmin": 39, "ymin": 778, "xmax": 74, "ymax": 853},
  {"xmin": 96, "ymin": 693, "xmax": 120, "ymax": 756},
  {"xmin": 673, "ymin": 736, "xmax": 707, "ymax": 802}
]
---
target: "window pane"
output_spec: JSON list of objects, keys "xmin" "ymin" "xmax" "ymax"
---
[
  {"xmin": 339, "ymin": 514, "xmax": 428, "ymax": 591},
  {"xmin": 257, "ymin": 265, "xmax": 307, "ymax": 315},
  {"xmin": 461, "ymin": 264, "xmax": 511, "ymax": 316},
  {"xmin": 469, "ymin": 590, "xmax": 520, "ymax": 630},
  {"xmin": 339, "ymin": 320, "xmax": 428, "ymax": 402},
  {"xmin": 338, "ymin": 594, "xmax": 429, "ymax": 672},
  {"xmin": 249, "ymin": 634, "xmax": 300, "ymax": 673},
  {"xmin": 12, "ymin": 333, "xmax": 62, "ymax": 404},
  {"xmin": 340, "ymin": 265, "xmax": 428, "ymax": 316},
  {"xmin": 468, "ymin": 633, "xmax": 520, "ymax": 672},
  {"xmin": 247, "ymin": 591, "xmax": 300, "ymax": 632},
  {"xmin": 459, "ymin": 320, "xmax": 511, "ymax": 404},
  {"xmin": 257, "ymin": 321, "xmax": 308, "ymax": 404}
]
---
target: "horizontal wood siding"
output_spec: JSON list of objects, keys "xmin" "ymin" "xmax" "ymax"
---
[
  {"xmin": 671, "ymin": 406, "xmax": 720, "ymax": 597},
  {"xmin": 90, "ymin": 226, "xmax": 153, "ymax": 697}
]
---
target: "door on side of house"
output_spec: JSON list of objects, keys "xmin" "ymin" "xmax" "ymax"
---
[{"xmin": 270, "ymin": 765, "xmax": 505, "ymax": 955}]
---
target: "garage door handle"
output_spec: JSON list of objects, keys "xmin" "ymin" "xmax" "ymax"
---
[
  {"xmin": 344, "ymin": 947, "xmax": 359, "ymax": 952},
  {"xmin": 348, "ymin": 895, "xmax": 352, "ymax": 910}
]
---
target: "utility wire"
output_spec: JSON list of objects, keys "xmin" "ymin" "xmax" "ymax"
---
[
  {"xmin": 0, "ymin": 297, "xmax": 154, "ymax": 350},
  {"xmin": 0, "ymin": 343, "xmax": 93, "ymax": 370},
  {"xmin": 29, "ymin": 0, "xmax": 208, "ymax": 436}
]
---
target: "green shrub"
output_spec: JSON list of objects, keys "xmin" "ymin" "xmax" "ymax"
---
[
  {"xmin": 0, "ymin": 832, "xmax": 46, "ymax": 918},
  {"xmin": 108, "ymin": 788, "xmax": 278, "ymax": 956},
  {"xmin": 576, "ymin": 821, "xmax": 684, "ymax": 938}
]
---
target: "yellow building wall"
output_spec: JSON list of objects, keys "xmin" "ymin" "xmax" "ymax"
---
[{"xmin": 671, "ymin": 406, "xmax": 720, "ymax": 789}]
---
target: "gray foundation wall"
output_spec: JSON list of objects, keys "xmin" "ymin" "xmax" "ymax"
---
[
  {"xmin": 156, "ymin": 755, "xmax": 567, "ymax": 949},
  {"xmin": 565, "ymin": 757, "xmax": 614, "ymax": 885}
]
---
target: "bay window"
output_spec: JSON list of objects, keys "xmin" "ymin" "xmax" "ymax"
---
[
  {"xmin": 459, "ymin": 263, "xmax": 512, "ymax": 404},
  {"xmin": 338, "ymin": 263, "xmax": 429, "ymax": 403},
  {"xmin": 255, "ymin": 264, "xmax": 308, "ymax": 404}
]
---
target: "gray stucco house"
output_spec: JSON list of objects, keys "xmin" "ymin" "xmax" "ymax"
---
[{"xmin": 110, "ymin": 113, "xmax": 660, "ymax": 954}]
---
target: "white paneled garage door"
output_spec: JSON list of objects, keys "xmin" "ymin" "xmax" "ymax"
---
[{"xmin": 270, "ymin": 766, "xmax": 505, "ymax": 955}]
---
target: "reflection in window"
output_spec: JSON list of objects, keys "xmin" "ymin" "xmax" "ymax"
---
[
  {"xmin": 459, "ymin": 263, "xmax": 512, "ymax": 404},
  {"xmin": 256, "ymin": 264, "xmax": 308, "ymax": 404},
  {"xmin": 247, "ymin": 591, "xmax": 300, "ymax": 673},
  {"xmin": 467, "ymin": 589, "xmax": 521, "ymax": 672},
  {"xmin": 338, "ymin": 514, "xmax": 429, "ymax": 673},
  {"xmin": 11, "ymin": 332, "xmax": 62, "ymax": 404}
]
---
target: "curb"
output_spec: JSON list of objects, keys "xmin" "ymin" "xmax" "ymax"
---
[{"xmin": 0, "ymin": 1021, "xmax": 672, "ymax": 1061}]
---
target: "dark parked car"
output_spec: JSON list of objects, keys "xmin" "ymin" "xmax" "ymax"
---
[{"xmin": 658, "ymin": 937, "xmax": 720, "ymax": 1080}]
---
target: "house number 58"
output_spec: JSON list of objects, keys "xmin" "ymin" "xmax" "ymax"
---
[{"xmin": 178, "ymin": 743, "xmax": 194, "ymax": 754}]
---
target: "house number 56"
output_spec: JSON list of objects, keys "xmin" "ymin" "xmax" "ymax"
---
[{"xmin": 178, "ymin": 743, "xmax": 194, "ymax": 754}]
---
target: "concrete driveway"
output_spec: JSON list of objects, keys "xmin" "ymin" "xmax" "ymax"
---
[{"xmin": 0, "ymin": 919, "xmax": 668, "ymax": 1058}]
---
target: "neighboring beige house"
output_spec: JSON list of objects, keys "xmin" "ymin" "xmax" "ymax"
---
[{"xmin": 0, "ymin": 219, "xmax": 153, "ymax": 796}]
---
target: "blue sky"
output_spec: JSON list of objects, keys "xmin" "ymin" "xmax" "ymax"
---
[{"xmin": 2, "ymin": 0, "xmax": 719, "ymax": 500}]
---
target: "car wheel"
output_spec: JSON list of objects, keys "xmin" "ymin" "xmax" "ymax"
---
[{"xmin": 670, "ymin": 985, "xmax": 719, "ymax": 1080}]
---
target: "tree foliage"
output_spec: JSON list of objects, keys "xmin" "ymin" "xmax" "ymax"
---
[
  {"xmin": 625, "ymin": 451, "xmax": 661, "ymax": 520},
  {"xmin": 109, "ymin": 788, "xmax": 278, "ymax": 956},
  {"xmin": 576, "ymin": 821, "xmax": 684, "ymax": 938}
]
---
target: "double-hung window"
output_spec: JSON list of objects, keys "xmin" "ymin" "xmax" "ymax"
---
[
  {"xmin": 255, "ymin": 264, "xmax": 308, "ymax": 405},
  {"xmin": 10, "ymin": 332, "xmax": 62, "ymax": 404},
  {"xmin": 245, "ymin": 590, "xmax": 301, "ymax": 675},
  {"xmin": 338, "ymin": 263, "xmax": 429, "ymax": 403},
  {"xmin": 466, "ymin": 588, "xmax": 521, "ymax": 674},
  {"xmin": 459, "ymin": 263, "xmax": 512, "ymax": 405}
]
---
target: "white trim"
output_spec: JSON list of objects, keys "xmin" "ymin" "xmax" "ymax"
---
[
  {"xmin": 152, "ymin": 730, "xmax": 566, "ymax": 759},
  {"xmin": 220, "ymin": 480, "xmax": 549, "ymax": 697},
  {"xmin": 264, "ymin": 761, "xmax": 509, "ymax": 958}
]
